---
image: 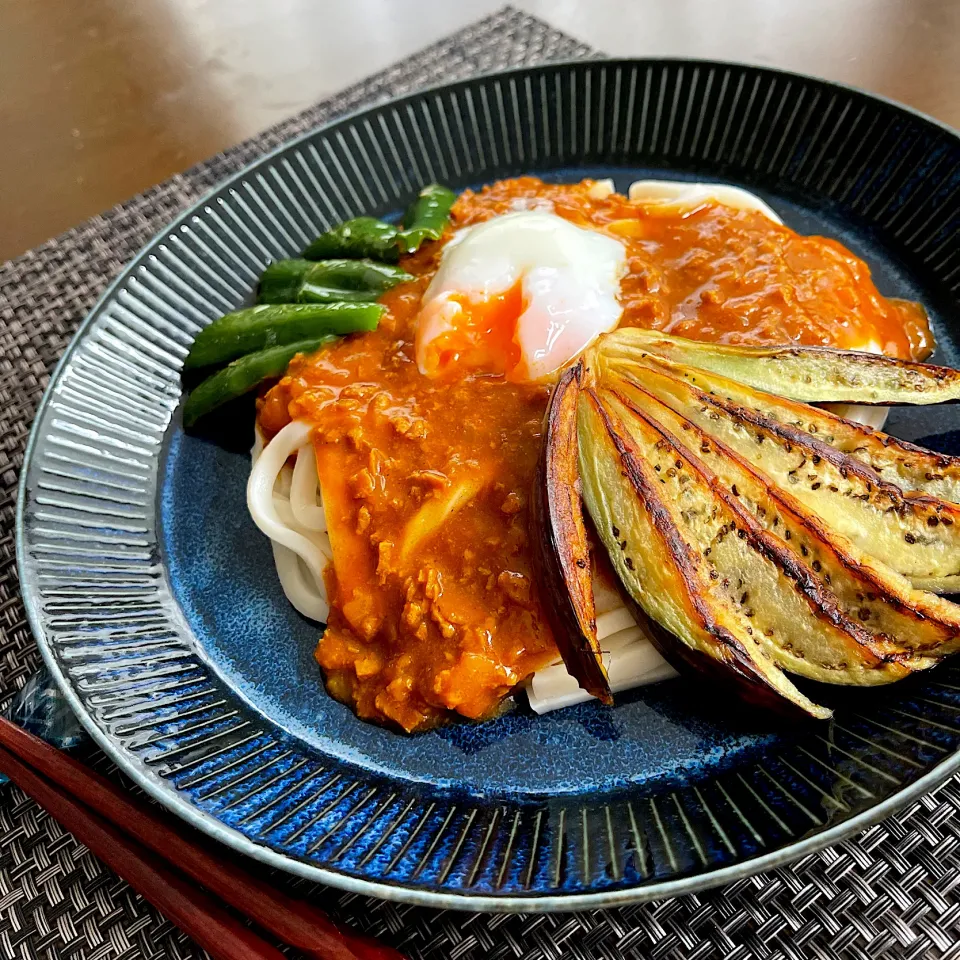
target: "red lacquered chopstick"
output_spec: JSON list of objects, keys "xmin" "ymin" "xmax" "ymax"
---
[
  {"xmin": 0, "ymin": 743, "xmax": 286, "ymax": 960},
  {"xmin": 0, "ymin": 718, "xmax": 405, "ymax": 960}
]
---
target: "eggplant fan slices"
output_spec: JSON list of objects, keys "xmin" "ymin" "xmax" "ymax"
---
[{"xmin": 538, "ymin": 328, "xmax": 960, "ymax": 719}]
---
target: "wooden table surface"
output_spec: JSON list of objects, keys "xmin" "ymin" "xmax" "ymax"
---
[{"xmin": 1, "ymin": 0, "xmax": 957, "ymax": 261}]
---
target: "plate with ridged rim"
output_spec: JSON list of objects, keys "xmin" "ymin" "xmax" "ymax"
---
[{"xmin": 17, "ymin": 59, "xmax": 960, "ymax": 912}]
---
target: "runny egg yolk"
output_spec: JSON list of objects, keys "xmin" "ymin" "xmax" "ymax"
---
[
  {"xmin": 415, "ymin": 211, "xmax": 628, "ymax": 382},
  {"xmin": 417, "ymin": 282, "xmax": 525, "ymax": 378}
]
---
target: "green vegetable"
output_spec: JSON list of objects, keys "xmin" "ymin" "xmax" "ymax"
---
[
  {"xmin": 399, "ymin": 184, "xmax": 457, "ymax": 253},
  {"xmin": 183, "ymin": 337, "xmax": 335, "ymax": 427},
  {"xmin": 256, "ymin": 259, "xmax": 313, "ymax": 303},
  {"xmin": 303, "ymin": 217, "xmax": 400, "ymax": 262},
  {"xmin": 257, "ymin": 259, "xmax": 413, "ymax": 305},
  {"xmin": 184, "ymin": 303, "xmax": 381, "ymax": 369},
  {"xmin": 301, "ymin": 184, "xmax": 456, "ymax": 262}
]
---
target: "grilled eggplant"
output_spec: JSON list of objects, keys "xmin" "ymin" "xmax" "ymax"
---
[
  {"xmin": 607, "ymin": 371, "xmax": 960, "ymax": 657},
  {"xmin": 601, "ymin": 389, "xmax": 916, "ymax": 684},
  {"xmin": 609, "ymin": 354, "xmax": 960, "ymax": 585},
  {"xmin": 602, "ymin": 326, "xmax": 960, "ymax": 404},
  {"xmin": 817, "ymin": 426, "xmax": 960, "ymax": 506},
  {"xmin": 531, "ymin": 362, "xmax": 612, "ymax": 704},
  {"xmin": 535, "ymin": 330, "xmax": 960, "ymax": 718},
  {"xmin": 578, "ymin": 390, "xmax": 831, "ymax": 717},
  {"xmin": 606, "ymin": 344, "xmax": 960, "ymax": 504}
]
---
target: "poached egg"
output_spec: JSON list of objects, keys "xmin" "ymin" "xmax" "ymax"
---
[{"xmin": 415, "ymin": 211, "xmax": 627, "ymax": 382}]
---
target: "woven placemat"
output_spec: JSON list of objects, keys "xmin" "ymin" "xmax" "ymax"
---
[{"xmin": 4, "ymin": 8, "xmax": 960, "ymax": 958}]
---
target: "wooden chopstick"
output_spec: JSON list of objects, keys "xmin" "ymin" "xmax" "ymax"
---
[
  {"xmin": 0, "ymin": 743, "xmax": 286, "ymax": 960},
  {"xmin": 0, "ymin": 717, "xmax": 406, "ymax": 960}
]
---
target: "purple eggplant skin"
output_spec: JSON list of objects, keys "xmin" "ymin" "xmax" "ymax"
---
[{"xmin": 531, "ymin": 360, "xmax": 613, "ymax": 705}]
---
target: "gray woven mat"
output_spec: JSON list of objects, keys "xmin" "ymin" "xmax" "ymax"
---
[{"xmin": 3, "ymin": 7, "xmax": 960, "ymax": 958}]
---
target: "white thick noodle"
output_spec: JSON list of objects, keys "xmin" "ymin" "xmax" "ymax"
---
[
  {"xmin": 248, "ymin": 422, "xmax": 331, "ymax": 621},
  {"xmin": 272, "ymin": 541, "xmax": 330, "ymax": 622},
  {"xmin": 596, "ymin": 607, "xmax": 637, "ymax": 640},
  {"xmin": 290, "ymin": 441, "xmax": 327, "ymax": 532},
  {"xmin": 587, "ymin": 178, "xmax": 615, "ymax": 200},
  {"xmin": 628, "ymin": 179, "xmax": 783, "ymax": 224},
  {"xmin": 528, "ymin": 623, "xmax": 679, "ymax": 714},
  {"xmin": 822, "ymin": 403, "xmax": 889, "ymax": 430},
  {"xmin": 527, "ymin": 599, "xmax": 679, "ymax": 713}
]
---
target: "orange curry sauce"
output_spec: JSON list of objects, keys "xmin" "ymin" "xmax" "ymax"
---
[{"xmin": 257, "ymin": 177, "xmax": 933, "ymax": 732}]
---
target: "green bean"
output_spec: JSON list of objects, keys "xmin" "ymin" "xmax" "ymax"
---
[
  {"xmin": 183, "ymin": 337, "xmax": 335, "ymax": 427},
  {"xmin": 295, "ymin": 286, "xmax": 380, "ymax": 304},
  {"xmin": 184, "ymin": 303, "xmax": 382, "ymax": 369},
  {"xmin": 256, "ymin": 259, "xmax": 314, "ymax": 303},
  {"xmin": 258, "ymin": 259, "xmax": 413, "ymax": 305},
  {"xmin": 303, "ymin": 217, "xmax": 400, "ymax": 262},
  {"xmin": 399, "ymin": 184, "xmax": 456, "ymax": 252},
  {"xmin": 301, "ymin": 185, "xmax": 456, "ymax": 261}
]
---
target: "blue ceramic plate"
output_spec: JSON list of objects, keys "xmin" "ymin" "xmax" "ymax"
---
[{"xmin": 17, "ymin": 60, "xmax": 960, "ymax": 911}]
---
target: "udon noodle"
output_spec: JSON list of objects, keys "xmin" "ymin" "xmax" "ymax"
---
[{"xmin": 249, "ymin": 422, "xmax": 331, "ymax": 622}]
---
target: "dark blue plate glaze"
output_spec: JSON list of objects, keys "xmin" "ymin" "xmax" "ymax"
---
[{"xmin": 17, "ymin": 61, "xmax": 960, "ymax": 910}]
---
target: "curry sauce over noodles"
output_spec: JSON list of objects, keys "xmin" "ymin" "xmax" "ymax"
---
[{"xmin": 257, "ymin": 177, "xmax": 932, "ymax": 732}]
